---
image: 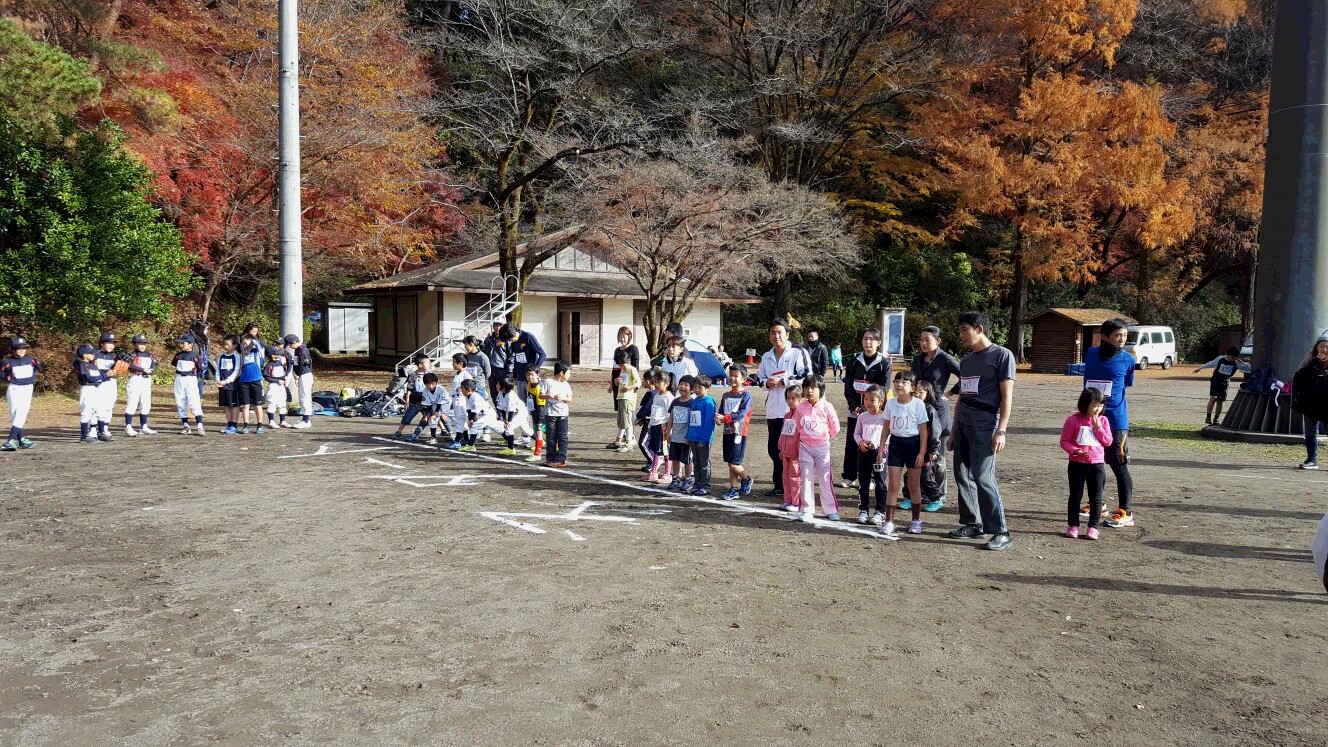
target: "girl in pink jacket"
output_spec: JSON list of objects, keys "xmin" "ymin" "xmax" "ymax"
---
[
  {"xmin": 778, "ymin": 386, "xmax": 804, "ymax": 512},
  {"xmin": 792, "ymin": 375, "xmax": 841, "ymax": 521},
  {"xmin": 1059, "ymin": 387, "xmax": 1114, "ymax": 540}
]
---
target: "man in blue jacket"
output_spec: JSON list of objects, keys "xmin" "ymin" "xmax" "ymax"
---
[
  {"xmin": 1082, "ymin": 318, "xmax": 1138, "ymax": 528},
  {"xmin": 501, "ymin": 323, "xmax": 546, "ymax": 401}
]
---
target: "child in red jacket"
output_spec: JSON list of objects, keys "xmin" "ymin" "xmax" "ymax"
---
[{"xmin": 1060, "ymin": 387, "xmax": 1115, "ymax": 540}]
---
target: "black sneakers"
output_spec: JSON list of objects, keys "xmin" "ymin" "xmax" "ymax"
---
[{"xmin": 947, "ymin": 525, "xmax": 986, "ymax": 539}]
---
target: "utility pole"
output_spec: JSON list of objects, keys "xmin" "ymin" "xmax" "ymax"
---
[
  {"xmin": 1252, "ymin": 0, "xmax": 1328, "ymax": 377},
  {"xmin": 277, "ymin": 0, "xmax": 303, "ymax": 340}
]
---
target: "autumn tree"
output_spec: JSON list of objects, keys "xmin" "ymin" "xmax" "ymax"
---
[
  {"xmin": 930, "ymin": 0, "xmax": 1195, "ymax": 361},
  {"xmin": 568, "ymin": 144, "xmax": 859, "ymax": 354},
  {"xmin": 417, "ymin": 0, "xmax": 655, "ymax": 321},
  {"xmin": 684, "ymin": 0, "xmax": 942, "ymax": 316},
  {"xmin": 0, "ymin": 24, "xmax": 194, "ymax": 334}
]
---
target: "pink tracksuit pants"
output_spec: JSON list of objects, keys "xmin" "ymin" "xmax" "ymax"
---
[{"xmin": 798, "ymin": 441, "xmax": 839, "ymax": 517}]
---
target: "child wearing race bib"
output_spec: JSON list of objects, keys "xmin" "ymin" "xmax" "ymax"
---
[
  {"xmin": 541, "ymin": 361, "xmax": 573, "ymax": 467},
  {"xmin": 1059, "ymin": 387, "xmax": 1114, "ymax": 540},
  {"xmin": 880, "ymin": 371, "xmax": 930, "ymax": 536},
  {"xmin": 717, "ymin": 364, "xmax": 754, "ymax": 500},
  {"xmin": 853, "ymin": 385, "xmax": 889, "ymax": 526},
  {"xmin": 792, "ymin": 375, "xmax": 840, "ymax": 522},
  {"xmin": 644, "ymin": 370, "xmax": 675, "ymax": 483},
  {"xmin": 687, "ymin": 376, "xmax": 718, "ymax": 496},
  {"xmin": 666, "ymin": 376, "xmax": 695, "ymax": 491},
  {"xmin": 495, "ymin": 376, "xmax": 534, "ymax": 455},
  {"xmin": 778, "ymin": 386, "xmax": 804, "ymax": 512},
  {"xmin": 1194, "ymin": 346, "xmax": 1251, "ymax": 425},
  {"xmin": 613, "ymin": 347, "xmax": 641, "ymax": 452}
]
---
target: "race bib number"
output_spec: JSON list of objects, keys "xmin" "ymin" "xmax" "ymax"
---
[
  {"xmin": 960, "ymin": 376, "xmax": 980, "ymax": 395},
  {"xmin": 1218, "ymin": 363, "xmax": 1235, "ymax": 376},
  {"xmin": 514, "ymin": 353, "xmax": 528, "ymax": 364},
  {"xmin": 726, "ymin": 398, "xmax": 741, "ymax": 414},
  {"xmin": 689, "ymin": 410, "xmax": 702, "ymax": 426},
  {"xmin": 135, "ymin": 356, "xmax": 154, "ymax": 371},
  {"xmin": 781, "ymin": 419, "xmax": 797, "ymax": 436},
  {"xmin": 767, "ymin": 370, "xmax": 786, "ymax": 387},
  {"xmin": 11, "ymin": 364, "xmax": 32, "ymax": 379},
  {"xmin": 96, "ymin": 358, "xmax": 114, "ymax": 370},
  {"xmin": 176, "ymin": 360, "xmax": 195, "ymax": 373},
  {"xmin": 852, "ymin": 379, "xmax": 871, "ymax": 393},
  {"xmin": 1086, "ymin": 380, "xmax": 1113, "ymax": 398},
  {"xmin": 1076, "ymin": 425, "xmax": 1101, "ymax": 447},
  {"xmin": 673, "ymin": 409, "xmax": 689, "ymax": 424},
  {"xmin": 801, "ymin": 416, "xmax": 824, "ymax": 434}
]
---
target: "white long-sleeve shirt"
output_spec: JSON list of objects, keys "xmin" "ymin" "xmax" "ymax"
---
[{"xmin": 757, "ymin": 346, "xmax": 811, "ymax": 419}]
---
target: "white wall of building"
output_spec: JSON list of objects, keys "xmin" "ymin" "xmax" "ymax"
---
[
  {"xmin": 440, "ymin": 291, "xmax": 467, "ymax": 340},
  {"xmin": 680, "ymin": 302, "xmax": 723, "ymax": 350},
  {"xmin": 519, "ymin": 295, "xmax": 558, "ymax": 367},
  {"xmin": 602, "ymin": 298, "xmax": 635, "ymax": 367}
]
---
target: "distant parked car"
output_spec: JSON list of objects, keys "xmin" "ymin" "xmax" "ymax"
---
[
  {"xmin": 1125, "ymin": 325, "xmax": 1176, "ymax": 370},
  {"xmin": 1241, "ymin": 334, "xmax": 1253, "ymax": 359}
]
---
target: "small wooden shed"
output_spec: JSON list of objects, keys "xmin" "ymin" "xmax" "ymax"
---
[{"xmin": 1027, "ymin": 308, "xmax": 1138, "ymax": 373}]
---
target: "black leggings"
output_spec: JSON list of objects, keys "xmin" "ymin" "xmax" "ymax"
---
[
  {"xmin": 856, "ymin": 450, "xmax": 886, "ymax": 512},
  {"xmin": 1068, "ymin": 461, "xmax": 1105, "ymax": 528}
]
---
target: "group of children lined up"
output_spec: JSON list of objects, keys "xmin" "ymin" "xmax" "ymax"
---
[{"xmin": 0, "ymin": 325, "xmax": 316, "ymax": 450}]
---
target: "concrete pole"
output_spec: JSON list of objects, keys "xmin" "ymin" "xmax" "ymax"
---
[
  {"xmin": 277, "ymin": 0, "xmax": 304, "ymax": 340},
  {"xmin": 1253, "ymin": 0, "xmax": 1328, "ymax": 376}
]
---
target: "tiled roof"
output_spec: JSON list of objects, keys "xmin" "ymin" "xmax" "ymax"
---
[{"xmin": 1028, "ymin": 308, "xmax": 1138, "ymax": 326}]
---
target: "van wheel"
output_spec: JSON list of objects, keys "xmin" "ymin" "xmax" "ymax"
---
[
  {"xmin": 1138, "ymin": 358, "xmax": 1150, "ymax": 370},
  {"xmin": 1162, "ymin": 357, "xmax": 1172, "ymax": 370}
]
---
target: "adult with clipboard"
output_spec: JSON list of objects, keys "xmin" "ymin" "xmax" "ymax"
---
[{"xmin": 500, "ymin": 323, "xmax": 546, "ymax": 402}]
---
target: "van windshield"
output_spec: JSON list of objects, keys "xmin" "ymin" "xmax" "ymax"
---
[{"xmin": 1126, "ymin": 331, "xmax": 1140, "ymax": 345}]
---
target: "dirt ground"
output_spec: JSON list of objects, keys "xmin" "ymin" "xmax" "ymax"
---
[{"xmin": 2, "ymin": 363, "xmax": 1325, "ymax": 746}]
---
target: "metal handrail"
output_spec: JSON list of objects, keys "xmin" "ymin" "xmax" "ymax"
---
[{"xmin": 394, "ymin": 274, "xmax": 519, "ymax": 373}]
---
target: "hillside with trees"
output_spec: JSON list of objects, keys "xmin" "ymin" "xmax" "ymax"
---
[{"xmin": 0, "ymin": 0, "xmax": 1271, "ymax": 362}]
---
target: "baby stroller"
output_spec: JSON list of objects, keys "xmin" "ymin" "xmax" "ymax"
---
[{"xmin": 366, "ymin": 373, "xmax": 408, "ymax": 419}]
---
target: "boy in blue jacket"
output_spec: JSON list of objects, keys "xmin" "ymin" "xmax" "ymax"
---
[{"xmin": 687, "ymin": 375, "xmax": 718, "ymax": 496}]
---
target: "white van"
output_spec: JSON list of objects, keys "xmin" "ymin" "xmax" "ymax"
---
[{"xmin": 1125, "ymin": 325, "xmax": 1176, "ymax": 370}]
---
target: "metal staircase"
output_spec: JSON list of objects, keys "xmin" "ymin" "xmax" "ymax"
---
[{"xmin": 395, "ymin": 275, "xmax": 520, "ymax": 373}]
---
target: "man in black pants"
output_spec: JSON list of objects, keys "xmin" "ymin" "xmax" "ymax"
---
[
  {"xmin": 839, "ymin": 328, "xmax": 891, "ymax": 489},
  {"xmin": 756, "ymin": 320, "xmax": 810, "ymax": 497}
]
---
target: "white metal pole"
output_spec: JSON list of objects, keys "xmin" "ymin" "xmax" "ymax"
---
[{"xmin": 278, "ymin": 0, "xmax": 304, "ymax": 340}]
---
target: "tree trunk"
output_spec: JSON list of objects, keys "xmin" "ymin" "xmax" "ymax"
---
[
  {"xmin": 498, "ymin": 194, "xmax": 522, "ymax": 326},
  {"xmin": 771, "ymin": 275, "xmax": 793, "ymax": 322},
  {"xmin": 1010, "ymin": 236, "xmax": 1027, "ymax": 362},
  {"xmin": 201, "ymin": 272, "xmax": 222, "ymax": 323}
]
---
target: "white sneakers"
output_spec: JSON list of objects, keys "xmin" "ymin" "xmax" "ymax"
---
[
  {"xmin": 292, "ymin": 421, "xmax": 311, "ymax": 429},
  {"xmin": 140, "ymin": 425, "xmax": 157, "ymax": 435},
  {"xmin": 180, "ymin": 425, "xmax": 192, "ymax": 435},
  {"xmin": 125, "ymin": 425, "xmax": 138, "ymax": 437}
]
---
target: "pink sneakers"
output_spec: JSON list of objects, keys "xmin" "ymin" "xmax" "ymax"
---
[
  {"xmin": 1085, "ymin": 527, "xmax": 1100, "ymax": 540},
  {"xmin": 1064, "ymin": 526, "xmax": 1079, "ymax": 539}
]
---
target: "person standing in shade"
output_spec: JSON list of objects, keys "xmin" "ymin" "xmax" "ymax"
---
[
  {"xmin": 839, "ymin": 328, "xmax": 891, "ymax": 490},
  {"xmin": 1292, "ymin": 336, "xmax": 1328, "ymax": 470},
  {"xmin": 911, "ymin": 326, "xmax": 962, "ymax": 401},
  {"xmin": 830, "ymin": 343, "xmax": 844, "ymax": 382},
  {"xmin": 908, "ymin": 326, "xmax": 962, "ymax": 511},
  {"xmin": 1082, "ymin": 318, "xmax": 1138, "ymax": 527},
  {"xmin": 501, "ymin": 323, "xmax": 546, "ymax": 402},
  {"xmin": 483, "ymin": 321, "xmax": 509, "ymax": 400},
  {"xmin": 757, "ymin": 319, "xmax": 811, "ymax": 497},
  {"xmin": 805, "ymin": 330, "xmax": 830, "ymax": 379},
  {"xmin": 947, "ymin": 311, "xmax": 1015, "ymax": 550},
  {"xmin": 607, "ymin": 326, "xmax": 641, "ymax": 448}
]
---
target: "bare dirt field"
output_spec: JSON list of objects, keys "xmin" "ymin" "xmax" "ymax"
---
[{"xmin": 2, "ymin": 364, "xmax": 1325, "ymax": 746}]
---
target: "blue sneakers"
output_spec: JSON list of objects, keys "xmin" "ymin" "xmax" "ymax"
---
[
  {"xmin": 739, "ymin": 477, "xmax": 753, "ymax": 496},
  {"xmin": 922, "ymin": 500, "xmax": 945, "ymax": 513},
  {"xmin": 897, "ymin": 499, "xmax": 912, "ymax": 511}
]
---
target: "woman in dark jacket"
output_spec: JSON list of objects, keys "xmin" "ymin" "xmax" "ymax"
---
[{"xmin": 1293, "ymin": 336, "xmax": 1328, "ymax": 469}]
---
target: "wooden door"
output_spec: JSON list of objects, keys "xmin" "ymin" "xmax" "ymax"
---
[
  {"xmin": 579, "ymin": 311, "xmax": 601, "ymax": 366},
  {"xmin": 558, "ymin": 311, "xmax": 573, "ymax": 364}
]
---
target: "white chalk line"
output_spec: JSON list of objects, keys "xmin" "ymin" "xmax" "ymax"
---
[
  {"xmin": 279, "ymin": 443, "xmax": 401, "ymax": 459},
  {"xmin": 369, "ymin": 436, "xmax": 889, "ymax": 540}
]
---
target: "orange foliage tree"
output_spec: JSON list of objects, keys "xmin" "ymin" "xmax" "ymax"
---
[
  {"xmin": 929, "ymin": 0, "xmax": 1195, "ymax": 360},
  {"xmin": 54, "ymin": 0, "xmax": 466, "ymax": 319}
]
